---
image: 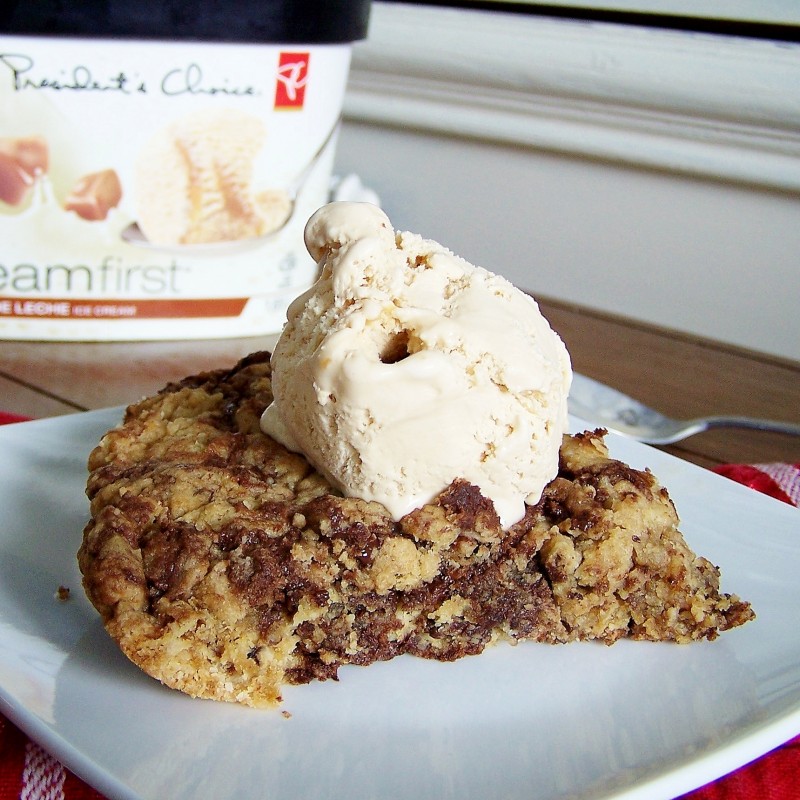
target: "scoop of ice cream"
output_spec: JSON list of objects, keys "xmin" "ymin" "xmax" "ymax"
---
[
  {"xmin": 135, "ymin": 109, "xmax": 291, "ymax": 245},
  {"xmin": 261, "ymin": 201, "xmax": 572, "ymax": 528}
]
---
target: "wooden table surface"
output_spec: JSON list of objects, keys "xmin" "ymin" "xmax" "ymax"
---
[{"xmin": 1, "ymin": 296, "xmax": 799, "ymax": 470}]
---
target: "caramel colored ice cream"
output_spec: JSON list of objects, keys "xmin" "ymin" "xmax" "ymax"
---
[
  {"xmin": 134, "ymin": 109, "xmax": 291, "ymax": 245},
  {"xmin": 261, "ymin": 202, "xmax": 572, "ymax": 528}
]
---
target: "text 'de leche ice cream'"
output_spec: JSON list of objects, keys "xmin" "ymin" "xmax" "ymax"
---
[{"xmin": 261, "ymin": 201, "xmax": 572, "ymax": 528}]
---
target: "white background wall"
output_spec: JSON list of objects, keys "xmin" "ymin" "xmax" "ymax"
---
[{"xmin": 335, "ymin": 3, "xmax": 800, "ymax": 362}]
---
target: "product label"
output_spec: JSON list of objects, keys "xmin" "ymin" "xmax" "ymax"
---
[
  {"xmin": 0, "ymin": 37, "xmax": 352, "ymax": 340},
  {"xmin": 0, "ymin": 296, "xmax": 248, "ymax": 319},
  {"xmin": 275, "ymin": 52, "xmax": 310, "ymax": 109}
]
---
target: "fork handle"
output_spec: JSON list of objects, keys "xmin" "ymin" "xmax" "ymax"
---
[{"xmin": 703, "ymin": 416, "xmax": 800, "ymax": 438}]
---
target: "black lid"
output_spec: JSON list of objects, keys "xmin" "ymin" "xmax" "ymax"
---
[{"xmin": 0, "ymin": 0, "xmax": 371, "ymax": 43}]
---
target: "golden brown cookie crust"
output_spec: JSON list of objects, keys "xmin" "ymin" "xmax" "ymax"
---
[{"xmin": 78, "ymin": 352, "xmax": 753, "ymax": 707}]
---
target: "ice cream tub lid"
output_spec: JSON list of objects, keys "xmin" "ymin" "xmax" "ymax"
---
[{"xmin": 0, "ymin": 0, "xmax": 372, "ymax": 44}]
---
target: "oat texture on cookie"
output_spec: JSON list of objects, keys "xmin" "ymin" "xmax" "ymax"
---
[{"xmin": 78, "ymin": 352, "xmax": 754, "ymax": 707}]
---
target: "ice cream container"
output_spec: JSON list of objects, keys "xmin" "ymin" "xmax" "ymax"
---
[{"xmin": 0, "ymin": 0, "xmax": 370, "ymax": 340}]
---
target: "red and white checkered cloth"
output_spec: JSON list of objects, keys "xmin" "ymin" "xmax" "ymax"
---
[
  {"xmin": 0, "ymin": 717, "xmax": 105, "ymax": 800},
  {"xmin": 0, "ymin": 412, "xmax": 797, "ymax": 799},
  {"xmin": 713, "ymin": 462, "xmax": 800, "ymax": 508}
]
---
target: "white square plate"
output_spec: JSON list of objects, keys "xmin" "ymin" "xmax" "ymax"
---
[{"xmin": 1, "ymin": 409, "xmax": 798, "ymax": 800}]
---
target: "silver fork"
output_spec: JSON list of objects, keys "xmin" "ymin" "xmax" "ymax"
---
[{"xmin": 568, "ymin": 372, "xmax": 800, "ymax": 445}]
